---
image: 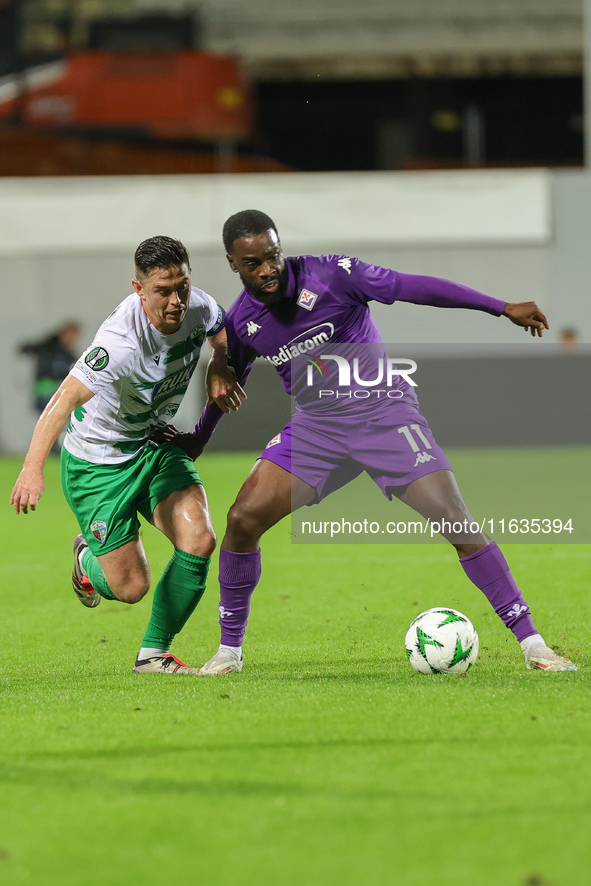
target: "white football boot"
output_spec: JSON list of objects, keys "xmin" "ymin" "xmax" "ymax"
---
[
  {"xmin": 199, "ymin": 647, "xmax": 244, "ymax": 675},
  {"xmin": 525, "ymin": 645, "xmax": 578, "ymax": 671},
  {"xmin": 132, "ymin": 654, "xmax": 201, "ymax": 675}
]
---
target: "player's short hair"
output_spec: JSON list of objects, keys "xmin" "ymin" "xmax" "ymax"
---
[
  {"xmin": 134, "ymin": 235, "xmax": 190, "ymax": 280},
  {"xmin": 222, "ymin": 210, "xmax": 278, "ymax": 253}
]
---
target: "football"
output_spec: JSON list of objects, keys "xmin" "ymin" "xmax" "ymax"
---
[{"xmin": 405, "ymin": 607, "xmax": 479, "ymax": 674}]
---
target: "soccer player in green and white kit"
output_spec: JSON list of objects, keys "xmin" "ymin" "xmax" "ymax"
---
[{"xmin": 11, "ymin": 235, "xmax": 245, "ymax": 674}]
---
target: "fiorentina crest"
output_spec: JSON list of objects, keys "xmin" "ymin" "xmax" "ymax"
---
[
  {"xmin": 297, "ymin": 289, "xmax": 318, "ymax": 310},
  {"xmin": 90, "ymin": 520, "xmax": 108, "ymax": 544}
]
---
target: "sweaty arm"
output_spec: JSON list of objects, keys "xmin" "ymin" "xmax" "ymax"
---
[
  {"xmin": 157, "ymin": 328, "xmax": 249, "ymax": 459},
  {"xmin": 205, "ymin": 327, "xmax": 247, "ymax": 414},
  {"xmin": 154, "ymin": 324, "xmax": 253, "ymax": 460},
  {"xmin": 191, "ymin": 320, "xmax": 256, "ymax": 454},
  {"xmin": 10, "ymin": 376, "xmax": 94, "ymax": 514}
]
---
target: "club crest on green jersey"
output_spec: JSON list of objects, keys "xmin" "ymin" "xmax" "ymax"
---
[{"xmin": 90, "ymin": 520, "xmax": 108, "ymax": 543}]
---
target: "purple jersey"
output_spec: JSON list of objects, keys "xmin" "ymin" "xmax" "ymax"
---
[{"xmin": 194, "ymin": 255, "xmax": 505, "ymax": 445}]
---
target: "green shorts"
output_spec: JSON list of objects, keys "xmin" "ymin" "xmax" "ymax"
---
[{"xmin": 61, "ymin": 443, "xmax": 202, "ymax": 556}]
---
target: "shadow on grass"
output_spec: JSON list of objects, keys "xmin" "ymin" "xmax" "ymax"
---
[
  {"xmin": 1, "ymin": 757, "xmax": 587, "ymax": 829},
  {"xmin": 2, "ymin": 731, "xmax": 489, "ymax": 773}
]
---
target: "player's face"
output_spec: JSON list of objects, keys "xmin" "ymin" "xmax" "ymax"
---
[
  {"xmin": 133, "ymin": 263, "xmax": 191, "ymax": 334},
  {"xmin": 227, "ymin": 229, "xmax": 287, "ymax": 304}
]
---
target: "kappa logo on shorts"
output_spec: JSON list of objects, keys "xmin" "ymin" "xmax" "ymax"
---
[
  {"xmin": 297, "ymin": 289, "xmax": 318, "ymax": 311},
  {"xmin": 90, "ymin": 520, "xmax": 108, "ymax": 544},
  {"xmin": 413, "ymin": 452, "xmax": 437, "ymax": 468},
  {"xmin": 85, "ymin": 347, "xmax": 109, "ymax": 371},
  {"xmin": 266, "ymin": 433, "xmax": 282, "ymax": 448}
]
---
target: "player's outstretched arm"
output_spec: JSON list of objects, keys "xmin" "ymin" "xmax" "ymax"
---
[
  {"xmin": 10, "ymin": 376, "xmax": 94, "ymax": 515},
  {"xmin": 205, "ymin": 329, "xmax": 247, "ymax": 414},
  {"xmin": 503, "ymin": 302, "xmax": 549, "ymax": 338}
]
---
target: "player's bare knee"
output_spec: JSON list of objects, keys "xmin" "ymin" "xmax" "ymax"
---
[
  {"xmin": 199, "ymin": 528, "xmax": 217, "ymax": 558},
  {"xmin": 117, "ymin": 586, "xmax": 149, "ymax": 604},
  {"xmin": 183, "ymin": 527, "xmax": 217, "ymax": 558},
  {"xmin": 112, "ymin": 574, "xmax": 150, "ymax": 604},
  {"xmin": 226, "ymin": 500, "xmax": 264, "ymax": 545}
]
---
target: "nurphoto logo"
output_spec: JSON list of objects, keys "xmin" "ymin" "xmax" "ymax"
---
[{"xmin": 305, "ymin": 352, "xmax": 418, "ymax": 401}]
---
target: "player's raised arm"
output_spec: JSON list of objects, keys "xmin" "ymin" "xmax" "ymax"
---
[
  {"xmin": 10, "ymin": 376, "xmax": 94, "ymax": 514},
  {"xmin": 502, "ymin": 302, "xmax": 549, "ymax": 337},
  {"xmin": 206, "ymin": 327, "xmax": 247, "ymax": 414}
]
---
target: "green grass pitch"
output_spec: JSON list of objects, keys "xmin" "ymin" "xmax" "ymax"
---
[{"xmin": 1, "ymin": 450, "xmax": 590, "ymax": 886}]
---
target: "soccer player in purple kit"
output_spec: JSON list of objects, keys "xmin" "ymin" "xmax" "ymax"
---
[{"xmin": 170, "ymin": 209, "xmax": 577, "ymax": 675}]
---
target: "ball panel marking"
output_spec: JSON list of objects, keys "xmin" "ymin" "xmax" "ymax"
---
[{"xmin": 405, "ymin": 607, "xmax": 479, "ymax": 674}]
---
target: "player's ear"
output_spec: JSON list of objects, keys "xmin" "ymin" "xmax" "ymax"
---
[
  {"xmin": 132, "ymin": 279, "xmax": 143, "ymax": 296},
  {"xmin": 226, "ymin": 254, "xmax": 239, "ymax": 273}
]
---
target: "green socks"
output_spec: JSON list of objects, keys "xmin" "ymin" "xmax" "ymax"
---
[
  {"xmin": 141, "ymin": 549, "xmax": 210, "ymax": 649},
  {"xmin": 81, "ymin": 546, "xmax": 210, "ymax": 648},
  {"xmin": 80, "ymin": 547, "xmax": 118, "ymax": 601}
]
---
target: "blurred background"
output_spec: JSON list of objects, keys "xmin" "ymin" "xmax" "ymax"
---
[{"xmin": 0, "ymin": 0, "xmax": 589, "ymax": 452}]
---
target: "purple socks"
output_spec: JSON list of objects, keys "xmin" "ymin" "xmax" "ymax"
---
[
  {"xmin": 218, "ymin": 548, "xmax": 262, "ymax": 646},
  {"xmin": 460, "ymin": 541, "xmax": 537, "ymax": 641},
  {"xmin": 217, "ymin": 542, "xmax": 536, "ymax": 648}
]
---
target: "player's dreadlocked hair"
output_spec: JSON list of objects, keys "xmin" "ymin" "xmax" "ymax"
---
[
  {"xmin": 134, "ymin": 235, "xmax": 190, "ymax": 280},
  {"xmin": 222, "ymin": 210, "xmax": 277, "ymax": 253}
]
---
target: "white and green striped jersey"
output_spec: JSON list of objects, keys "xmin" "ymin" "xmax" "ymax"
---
[{"xmin": 64, "ymin": 287, "xmax": 223, "ymax": 464}]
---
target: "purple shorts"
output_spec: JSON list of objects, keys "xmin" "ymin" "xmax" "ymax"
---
[{"xmin": 259, "ymin": 407, "xmax": 452, "ymax": 502}]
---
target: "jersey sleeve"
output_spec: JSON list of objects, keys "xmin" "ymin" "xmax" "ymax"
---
[
  {"xmin": 69, "ymin": 331, "xmax": 136, "ymax": 393},
  {"xmin": 333, "ymin": 256, "xmax": 399, "ymax": 305},
  {"xmin": 205, "ymin": 300, "xmax": 226, "ymax": 336},
  {"xmin": 391, "ymin": 272, "xmax": 506, "ymax": 315},
  {"xmin": 338, "ymin": 257, "xmax": 505, "ymax": 315},
  {"xmin": 192, "ymin": 308, "xmax": 257, "ymax": 449}
]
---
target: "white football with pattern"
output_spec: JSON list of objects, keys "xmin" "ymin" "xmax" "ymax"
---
[{"xmin": 405, "ymin": 607, "xmax": 479, "ymax": 674}]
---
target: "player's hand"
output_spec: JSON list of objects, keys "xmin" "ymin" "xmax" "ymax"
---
[
  {"xmin": 503, "ymin": 302, "xmax": 549, "ymax": 338},
  {"xmin": 206, "ymin": 364, "xmax": 247, "ymax": 414},
  {"xmin": 10, "ymin": 467, "xmax": 46, "ymax": 514},
  {"xmin": 151, "ymin": 424, "xmax": 204, "ymax": 460},
  {"xmin": 151, "ymin": 423, "xmax": 181, "ymax": 445}
]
